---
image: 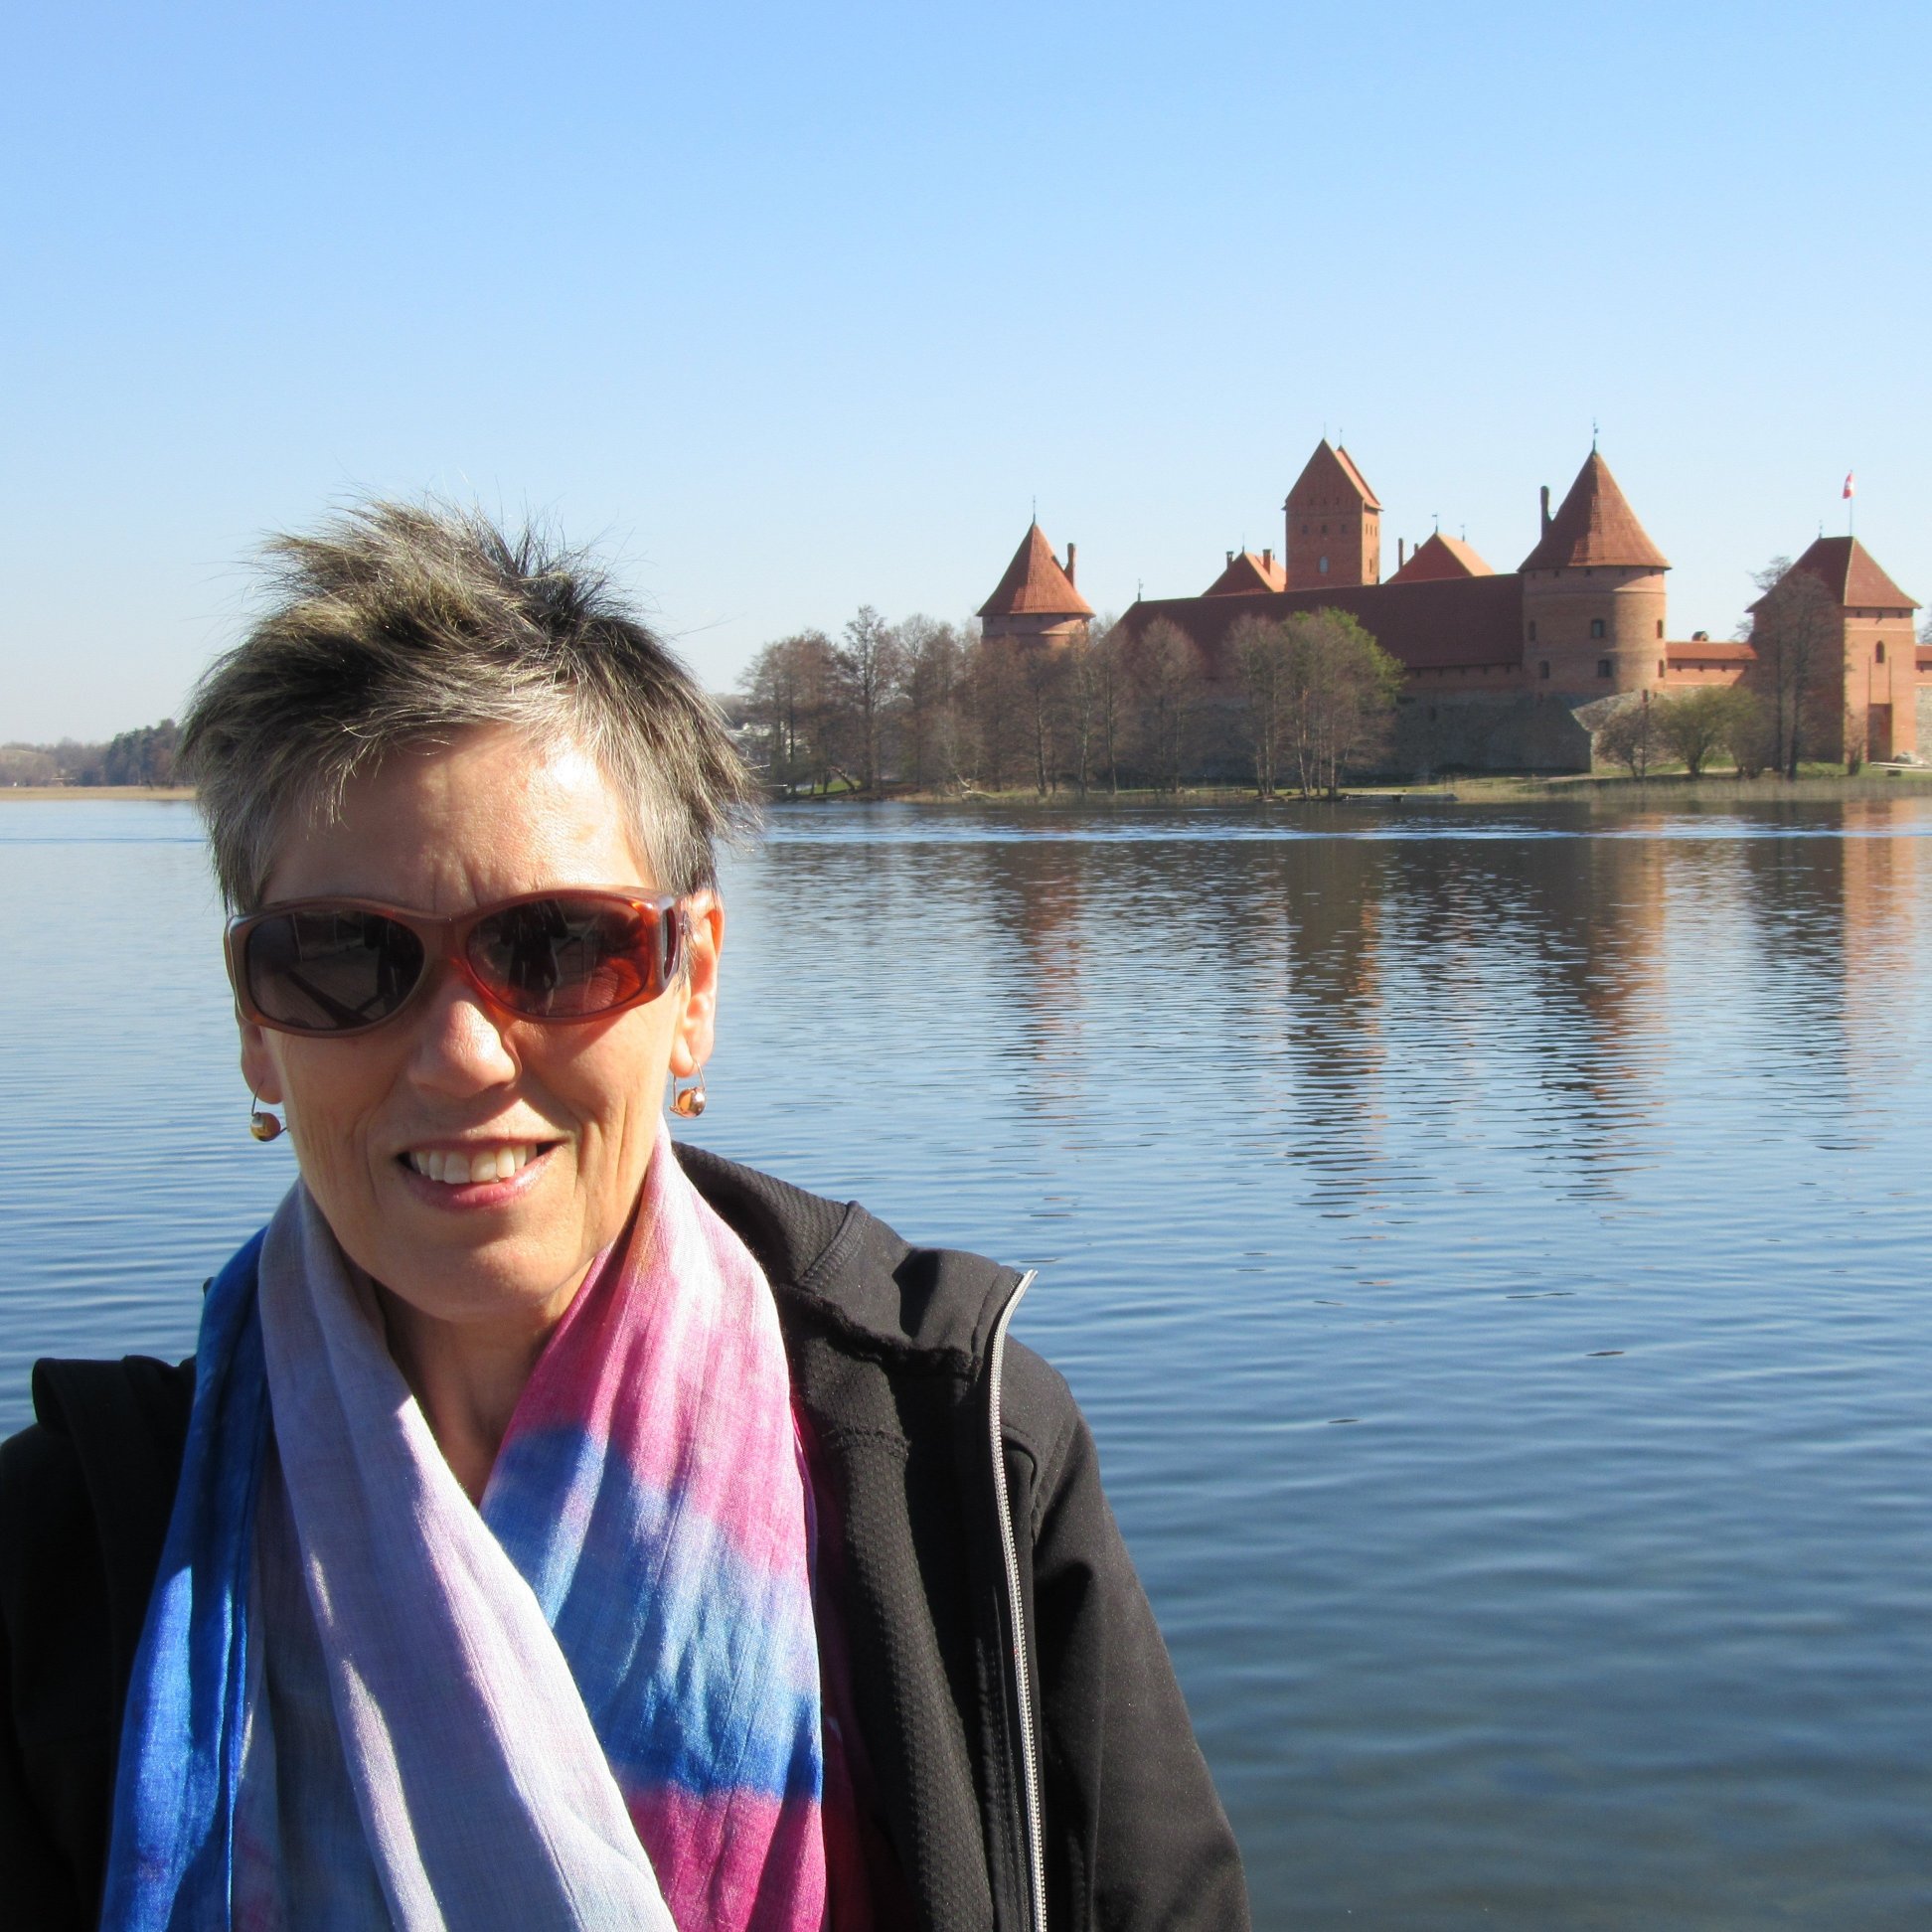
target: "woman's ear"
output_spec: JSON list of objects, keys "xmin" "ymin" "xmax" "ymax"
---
[
  {"xmin": 240, "ymin": 1018, "xmax": 283, "ymax": 1105},
  {"xmin": 668, "ymin": 894, "xmax": 724, "ymax": 1079}
]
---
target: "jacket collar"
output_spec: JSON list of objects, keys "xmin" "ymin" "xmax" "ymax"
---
[{"xmin": 674, "ymin": 1141, "xmax": 1023, "ymax": 1375}]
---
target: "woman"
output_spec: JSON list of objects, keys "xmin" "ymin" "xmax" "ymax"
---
[{"xmin": 0, "ymin": 504, "xmax": 1247, "ymax": 1929}]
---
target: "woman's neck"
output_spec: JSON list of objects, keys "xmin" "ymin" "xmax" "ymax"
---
[{"xmin": 376, "ymin": 1288, "xmax": 568, "ymax": 1503}]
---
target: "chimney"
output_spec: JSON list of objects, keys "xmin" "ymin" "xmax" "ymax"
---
[
  {"xmin": 1262, "ymin": 548, "xmax": 1273, "ymax": 569},
  {"xmin": 1064, "ymin": 543, "xmax": 1077, "ymax": 585},
  {"xmin": 1540, "ymin": 485, "xmax": 1552, "ymax": 533},
  {"xmin": 1398, "ymin": 537, "xmax": 1406, "ymax": 567}
]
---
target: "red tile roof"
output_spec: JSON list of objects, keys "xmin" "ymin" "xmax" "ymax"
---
[
  {"xmin": 978, "ymin": 522, "xmax": 1094, "ymax": 619},
  {"xmin": 1784, "ymin": 536, "xmax": 1918, "ymax": 611},
  {"xmin": 1519, "ymin": 451, "xmax": 1670, "ymax": 572},
  {"xmin": 1387, "ymin": 532, "xmax": 1494, "ymax": 584},
  {"xmin": 1666, "ymin": 639, "xmax": 1755, "ymax": 664},
  {"xmin": 1125, "ymin": 572, "xmax": 1526, "ymax": 676},
  {"xmin": 1204, "ymin": 549, "xmax": 1288, "ymax": 595},
  {"xmin": 1333, "ymin": 445, "xmax": 1381, "ymax": 511},
  {"xmin": 1286, "ymin": 439, "xmax": 1381, "ymax": 512}
]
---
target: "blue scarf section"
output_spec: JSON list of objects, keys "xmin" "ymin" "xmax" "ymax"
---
[{"xmin": 102, "ymin": 1230, "xmax": 268, "ymax": 1928}]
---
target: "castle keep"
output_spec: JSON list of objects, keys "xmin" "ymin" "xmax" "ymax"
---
[{"xmin": 984, "ymin": 441, "xmax": 1927, "ymax": 774}]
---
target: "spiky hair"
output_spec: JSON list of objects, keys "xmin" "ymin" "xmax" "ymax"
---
[{"xmin": 179, "ymin": 500, "xmax": 759, "ymax": 909}]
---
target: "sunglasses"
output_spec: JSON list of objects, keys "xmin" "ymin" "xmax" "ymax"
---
[{"xmin": 227, "ymin": 888, "xmax": 686, "ymax": 1038}]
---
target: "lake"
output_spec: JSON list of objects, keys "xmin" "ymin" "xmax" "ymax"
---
[{"xmin": 3, "ymin": 794, "xmax": 1929, "ymax": 1926}]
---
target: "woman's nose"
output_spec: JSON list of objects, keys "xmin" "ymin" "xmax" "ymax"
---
[{"xmin": 404, "ymin": 965, "xmax": 520, "ymax": 1094}]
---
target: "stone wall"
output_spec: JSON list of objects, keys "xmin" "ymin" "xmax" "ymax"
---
[{"xmin": 1382, "ymin": 691, "xmax": 1595, "ymax": 778}]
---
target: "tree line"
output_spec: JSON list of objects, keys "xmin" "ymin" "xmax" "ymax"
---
[
  {"xmin": 737, "ymin": 606, "xmax": 1404, "ymax": 799},
  {"xmin": 0, "ymin": 720, "xmax": 182, "ymax": 788}
]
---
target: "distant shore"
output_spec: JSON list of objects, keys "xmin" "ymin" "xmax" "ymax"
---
[
  {"xmin": 0, "ymin": 786, "xmax": 197, "ymax": 801},
  {"xmin": 10, "ymin": 771, "xmax": 1930, "ymax": 810},
  {"xmin": 778, "ymin": 769, "xmax": 1932, "ymax": 809}
]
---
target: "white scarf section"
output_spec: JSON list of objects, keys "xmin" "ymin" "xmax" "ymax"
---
[{"xmin": 236, "ymin": 1184, "xmax": 677, "ymax": 1931}]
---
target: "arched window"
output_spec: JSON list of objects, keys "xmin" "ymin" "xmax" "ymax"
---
[
  {"xmin": 1590, "ymin": 618, "xmax": 1606, "ymax": 639},
  {"xmin": 1319, "ymin": 556, "xmax": 1330, "ymax": 574},
  {"xmin": 1875, "ymin": 640, "xmax": 1887, "ymax": 664}
]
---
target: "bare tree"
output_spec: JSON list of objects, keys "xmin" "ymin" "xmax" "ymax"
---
[
  {"xmin": 1129, "ymin": 618, "xmax": 1200, "ymax": 792},
  {"xmin": 1229, "ymin": 612, "xmax": 1291, "ymax": 797},
  {"xmin": 740, "ymin": 631, "xmax": 839, "ymax": 794},
  {"xmin": 1596, "ymin": 697, "xmax": 1663, "ymax": 778},
  {"xmin": 1744, "ymin": 559, "xmax": 1842, "ymax": 779},
  {"xmin": 834, "ymin": 605, "xmax": 905, "ymax": 794},
  {"xmin": 1282, "ymin": 611, "xmax": 1402, "ymax": 797},
  {"xmin": 895, "ymin": 616, "xmax": 964, "ymax": 793},
  {"xmin": 1017, "ymin": 643, "xmax": 1073, "ymax": 796},
  {"xmin": 1077, "ymin": 620, "xmax": 1127, "ymax": 795},
  {"xmin": 961, "ymin": 633, "xmax": 1028, "ymax": 792},
  {"xmin": 0, "ymin": 745, "xmax": 59, "ymax": 785}
]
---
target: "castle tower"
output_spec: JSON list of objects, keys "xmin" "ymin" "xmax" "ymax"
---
[
  {"xmin": 1762, "ymin": 538, "xmax": 1919, "ymax": 760},
  {"xmin": 978, "ymin": 520, "xmax": 1093, "ymax": 651},
  {"xmin": 1283, "ymin": 440, "xmax": 1381, "ymax": 590},
  {"xmin": 1519, "ymin": 450, "xmax": 1670, "ymax": 697}
]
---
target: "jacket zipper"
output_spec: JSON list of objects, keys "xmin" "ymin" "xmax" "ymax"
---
[{"xmin": 987, "ymin": 1267, "xmax": 1046, "ymax": 1932}]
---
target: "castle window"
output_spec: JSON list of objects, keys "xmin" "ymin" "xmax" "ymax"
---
[
  {"xmin": 1658, "ymin": 660, "xmax": 1666, "ymax": 677},
  {"xmin": 1319, "ymin": 556, "xmax": 1330, "ymax": 574},
  {"xmin": 1538, "ymin": 660, "xmax": 1549, "ymax": 679},
  {"xmin": 1876, "ymin": 641, "xmax": 1886, "ymax": 663},
  {"xmin": 1656, "ymin": 620, "xmax": 1664, "ymax": 638},
  {"xmin": 1597, "ymin": 658, "xmax": 1612, "ymax": 679},
  {"xmin": 1529, "ymin": 621, "xmax": 1537, "ymax": 643},
  {"xmin": 1590, "ymin": 618, "xmax": 1606, "ymax": 638}
]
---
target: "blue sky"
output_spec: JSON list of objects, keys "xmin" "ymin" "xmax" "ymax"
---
[{"xmin": 6, "ymin": 0, "xmax": 1928, "ymax": 740}]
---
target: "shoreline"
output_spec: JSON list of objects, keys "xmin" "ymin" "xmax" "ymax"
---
[
  {"xmin": 773, "ymin": 770, "xmax": 1932, "ymax": 809},
  {"xmin": 0, "ymin": 786, "xmax": 197, "ymax": 801},
  {"xmin": 9, "ymin": 773, "xmax": 1929, "ymax": 809}
]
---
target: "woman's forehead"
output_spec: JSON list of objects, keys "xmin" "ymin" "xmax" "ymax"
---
[{"xmin": 264, "ymin": 729, "xmax": 655, "ymax": 907}]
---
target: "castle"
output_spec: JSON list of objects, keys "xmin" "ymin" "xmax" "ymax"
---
[{"xmin": 978, "ymin": 441, "xmax": 1928, "ymax": 773}]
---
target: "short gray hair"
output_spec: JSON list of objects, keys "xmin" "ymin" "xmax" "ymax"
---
[{"xmin": 179, "ymin": 500, "xmax": 759, "ymax": 910}]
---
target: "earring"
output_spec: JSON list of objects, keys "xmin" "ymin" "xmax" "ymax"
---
[
  {"xmin": 670, "ymin": 1065, "xmax": 708, "ymax": 1119},
  {"xmin": 247, "ymin": 1092, "xmax": 284, "ymax": 1142}
]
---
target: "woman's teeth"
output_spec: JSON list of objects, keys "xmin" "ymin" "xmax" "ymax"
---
[{"xmin": 407, "ymin": 1145, "xmax": 541, "ymax": 1186}]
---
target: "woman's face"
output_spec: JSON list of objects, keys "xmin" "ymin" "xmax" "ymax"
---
[{"xmin": 239, "ymin": 725, "xmax": 721, "ymax": 1339}]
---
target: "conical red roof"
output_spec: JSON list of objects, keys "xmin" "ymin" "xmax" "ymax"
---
[
  {"xmin": 978, "ymin": 522, "xmax": 1093, "ymax": 618},
  {"xmin": 1784, "ymin": 536, "xmax": 1918, "ymax": 610},
  {"xmin": 1520, "ymin": 451, "xmax": 1669, "ymax": 571}
]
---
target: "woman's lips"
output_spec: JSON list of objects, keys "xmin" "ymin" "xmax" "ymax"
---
[{"xmin": 397, "ymin": 1141, "xmax": 560, "ymax": 1207}]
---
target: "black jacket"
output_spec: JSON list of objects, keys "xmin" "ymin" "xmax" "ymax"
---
[{"xmin": 0, "ymin": 1145, "xmax": 1248, "ymax": 1929}]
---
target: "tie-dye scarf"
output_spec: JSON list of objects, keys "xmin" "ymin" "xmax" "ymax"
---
[{"xmin": 101, "ymin": 1127, "xmax": 830, "ymax": 1930}]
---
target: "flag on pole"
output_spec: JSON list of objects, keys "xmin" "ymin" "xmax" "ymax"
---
[{"xmin": 1843, "ymin": 472, "xmax": 1855, "ymax": 499}]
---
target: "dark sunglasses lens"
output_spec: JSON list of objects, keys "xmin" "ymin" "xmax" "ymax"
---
[
  {"xmin": 243, "ymin": 910, "xmax": 426, "ymax": 1033},
  {"xmin": 468, "ymin": 896, "xmax": 670, "ymax": 1018}
]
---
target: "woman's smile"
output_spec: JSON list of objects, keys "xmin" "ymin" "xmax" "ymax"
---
[{"xmin": 399, "ymin": 1137, "xmax": 563, "ymax": 1203}]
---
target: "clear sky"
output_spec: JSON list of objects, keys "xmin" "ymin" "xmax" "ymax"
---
[{"xmin": 7, "ymin": 0, "xmax": 1928, "ymax": 741}]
